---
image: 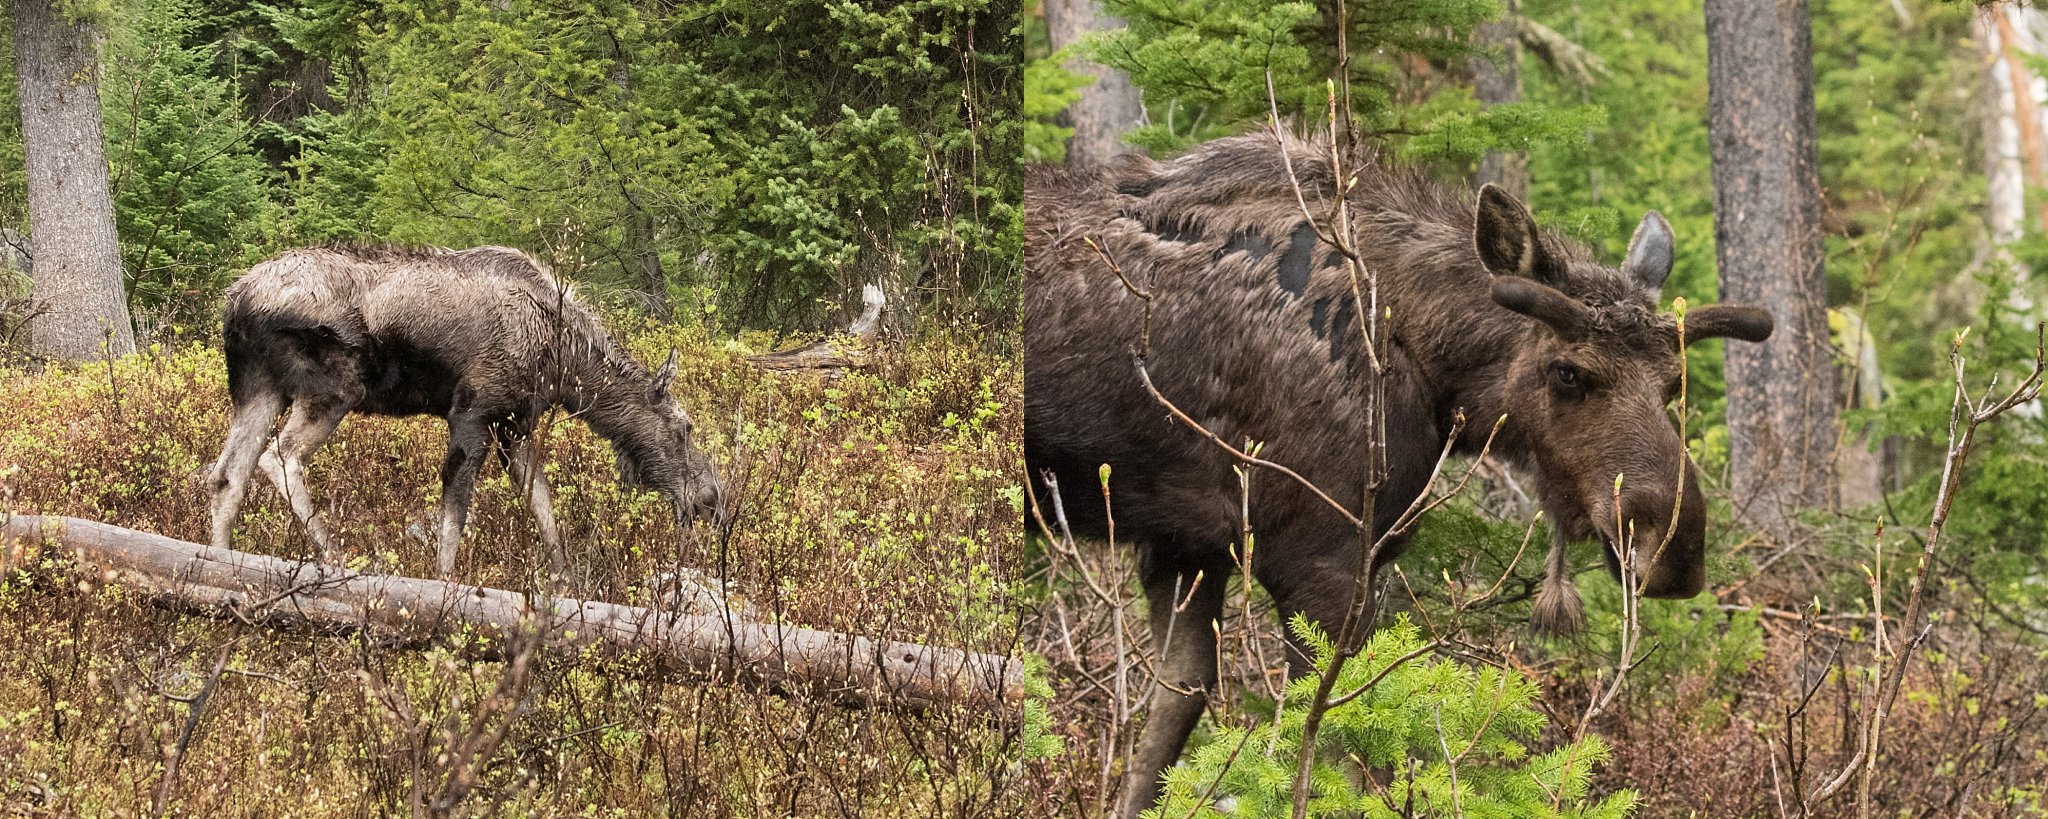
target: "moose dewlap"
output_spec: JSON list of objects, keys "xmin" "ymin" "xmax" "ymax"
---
[{"xmin": 1022, "ymin": 131, "xmax": 1772, "ymax": 817}]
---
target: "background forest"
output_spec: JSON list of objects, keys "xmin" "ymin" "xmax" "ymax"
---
[
  {"xmin": 0, "ymin": 0, "xmax": 1020, "ymax": 337},
  {"xmin": 1024, "ymin": 0, "xmax": 2048, "ymax": 816}
]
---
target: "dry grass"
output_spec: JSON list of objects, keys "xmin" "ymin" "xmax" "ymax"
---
[{"xmin": 0, "ymin": 323, "xmax": 1041, "ymax": 818}]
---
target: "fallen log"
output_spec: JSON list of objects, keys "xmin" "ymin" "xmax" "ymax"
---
[
  {"xmin": 0, "ymin": 514, "xmax": 1024, "ymax": 711},
  {"xmin": 748, "ymin": 283, "xmax": 884, "ymax": 372}
]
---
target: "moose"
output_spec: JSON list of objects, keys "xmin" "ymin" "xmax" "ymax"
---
[
  {"xmin": 207, "ymin": 244, "xmax": 726, "ymax": 578},
  {"xmin": 1024, "ymin": 132, "xmax": 1774, "ymax": 816}
]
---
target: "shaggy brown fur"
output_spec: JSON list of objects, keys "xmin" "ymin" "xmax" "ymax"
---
[
  {"xmin": 206, "ymin": 244, "xmax": 724, "ymax": 577},
  {"xmin": 1025, "ymin": 132, "xmax": 1770, "ymax": 816}
]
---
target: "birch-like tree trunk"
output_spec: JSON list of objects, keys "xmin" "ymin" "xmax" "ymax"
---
[
  {"xmin": 13, "ymin": 0, "xmax": 134, "ymax": 361},
  {"xmin": 1981, "ymin": 7, "xmax": 2044, "ymax": 317},
  {"xmin": 1705, "ymin": 0, "xmax": 1838, "ymax": 532},
  {"xmin": 1043, "ymin": 0, "xmax": 1143, "ymax": 166}
]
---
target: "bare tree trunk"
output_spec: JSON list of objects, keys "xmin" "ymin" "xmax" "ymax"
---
[
  {"xmin": 0, "ymin": 514, "xmax": 1026, "ymax": 711},
  {"xmin": 1471, "ymin": 0, "xmax": 1528, "ymax": 199},
  {"xmin": 1704, "ymin": 0, "xmax": 1837, "ymax": 532},
  {"xmin": 1042, "ymin": 0, "xmax": 1142, "ymax": 165},
  {"xmin": 12, "ymin": 0, "xmax": 134, "ymax": 361},
  {"xmin": 1983, "ymin": 7, "xmax": 2043, "ymax": 320}
]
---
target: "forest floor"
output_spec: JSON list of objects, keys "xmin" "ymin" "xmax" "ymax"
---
[
  {"xmin": 0, "ymin": 322, "xmax": 1043, "ymax": 818},
  {"xmin": 1024, "ymin": 492, "xmax": 2048, "ymax": 817}
]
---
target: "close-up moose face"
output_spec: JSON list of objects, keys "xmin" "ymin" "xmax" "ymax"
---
[{"xmin": 1473, "ymin": 186, "xmax": 1773, "ymax": 598}]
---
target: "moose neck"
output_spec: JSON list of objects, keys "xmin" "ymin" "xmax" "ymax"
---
[
  {"xmin": 1345, "ymin": 225, "xmax": 1547, "ymax": 463},
  {"xmin": 577, "ymin": 376, "xmax": 684, "ymax": 498},
  {"xmin": 544, "ymin": 330, "xmax": 670, "ymax": 482}
]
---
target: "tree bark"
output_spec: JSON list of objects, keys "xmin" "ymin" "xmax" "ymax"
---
[
  {"xmin": 1471, "ymin": 1, "xmax": 1528, "ymax": 200},
  {"xmin": 12, "ymin": 0, "xmax": 134, "ymax": 361},
  {"xmin": 625, "ymin": 210, "xmax": 672, "ymax": 320},
  {"xmin": 0, "ymin": 514, "xmax": 1025, "ymax": 711},
  {"xmin": 1982, "ymin": 8, "xmax": 2043, "ymax": 322},
  {"xmin": 1704, "ymin": 0, "xmax": 1837, "ymax": 531},
  {"xmin": 1042, "ymin": 0, "xmax": 1143, "ymax": 165}
]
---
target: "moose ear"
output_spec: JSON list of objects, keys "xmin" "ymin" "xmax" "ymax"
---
[
  {"xmin": 647, "ymin": 348, "xmax": 679, "ymax": 400},
  {"xmin": 1622, "ymin": 210, "xmax": 1675, "ymax": 292},
  {"xmin": 1474, "ymin": 184, "xmax": 1556, "ymax": 282}
]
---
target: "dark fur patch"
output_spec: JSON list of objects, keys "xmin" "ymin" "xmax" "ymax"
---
[
  {"xmin": 1276, "ymin": 223, "xmax": 1316, "ymax": 297},
  {"xmin": 1148, "ymin": 216, "xmax": 1202, "ymax": 245},
  {"xmin": 1120, "ymin": 209, "xmax": 1204, "ymax": 245},
  {"xmin": 1328, "ymin": 300, "xmax": 1355, "ymax": 361},
  {"xmin": 1117, "ymin": 177, "xmax": 1166, "ymax": 199},
  {"xmin": 1309, "ymin": 296, "xmax": 1333, "ymax": 336}
]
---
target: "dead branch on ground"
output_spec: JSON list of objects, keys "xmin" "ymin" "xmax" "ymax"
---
[{"xmin": 0, "ymin": 514, "xmax": 1024, "ymax": 712}]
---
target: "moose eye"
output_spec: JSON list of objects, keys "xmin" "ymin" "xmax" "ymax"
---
[{"xmin": 1549, "ymin": 362, "xmax": 1586, "ymax": 397}]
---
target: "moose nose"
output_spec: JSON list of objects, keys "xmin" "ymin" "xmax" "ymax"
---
[
  {"xmin": 687, "ymin": 476, "xmax": 728, "ymax": 526},
  {"xmin": 1637, "ymin": 540, "xmax": 1705, "ymax": 598},
  {"xmin": 1624, "ymin": 478, "xmax": 1708, "ymax": 599}
]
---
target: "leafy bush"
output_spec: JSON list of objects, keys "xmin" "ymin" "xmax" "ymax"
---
[{"xmin": 1151, "ymin": 616, "xmax": 1636, "ymax": 819}]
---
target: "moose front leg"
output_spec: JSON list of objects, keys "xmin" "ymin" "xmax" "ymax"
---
[
  {"xmin": 435, "ymin": 411, "xmax": 494, "ymax": 578},
  {"xmin": 1119, "ymin": 552, "xmax": 1230, "ymax": 819}
]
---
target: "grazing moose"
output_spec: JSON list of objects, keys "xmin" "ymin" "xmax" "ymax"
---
[
  {"xmin": 1024, "ymin": 133, "xmax": 1774, "ymax": 816},
  {"xmin": 207, "ymin": 244, "xmax": 725, "ymax": 577}
]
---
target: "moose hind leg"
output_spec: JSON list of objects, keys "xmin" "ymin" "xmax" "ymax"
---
[
  {"xmin": 1118, "ymin": 551, "xmax": 1231, "ymax": 819},
  {"xmin": 496, "ymin": 428, "xmax": 565, "ymax": 575},
  {"xmin": 258, "ymin": 396, "xmax": 352, "ymax": 562},
  {"xmin": 208, "ymin": 391, "xmax": 286, "ymax": 549}
]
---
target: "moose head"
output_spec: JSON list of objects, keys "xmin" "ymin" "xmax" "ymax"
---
[{"xmin": 1472, "ymin": 185, "xmax": 1772, "ymax": 625}]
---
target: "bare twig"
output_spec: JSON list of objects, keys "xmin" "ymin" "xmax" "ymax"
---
[
  {"xmin": 1804, "ymin": 323, "xmax": 2046, "ymax": 811},
  {"xmin": 153, "ymin": 644, "xmax": 232, "ymax": 818}
]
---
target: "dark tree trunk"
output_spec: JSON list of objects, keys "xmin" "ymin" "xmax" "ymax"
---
[
  {"xmin": 13, "ymin": 0, "xmax": 134, "ymax": 361},
  {"xmin": 626, "ymin": 210, "xmax": 672, "ymax": 320},
  {"xmin": 1705, "ymin": 0, "xmax": 1837, "ymax": 531},
  {"xmin": 1043, "ymin": 0, "xmax": 1142, "ymax": 165},
  {"xmin": 1471, "ymin": 1, "xmax": 1527, "ymax": 199},
  {"xmin": 607, "ymin": 42, "xmax": 671, "ymax": 321}
]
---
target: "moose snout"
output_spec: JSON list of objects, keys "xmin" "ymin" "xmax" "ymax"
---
[
  {"xmin": 1611, "ymin": 474, "xmax": 1709, "ymax": 599},
  {"xmin": 683, "ymin": 473, "xmax": 728, "ymax": 526}
]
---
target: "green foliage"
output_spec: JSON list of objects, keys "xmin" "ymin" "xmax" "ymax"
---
[
  {"xmin": 1391, "ymin": 97, "xmax": 1607, "ymax": 171},
  {"xmin": 1855, "ymin": 277, "xmax": 2048, "ymax": 613},
  {"xmin": 275, "ymin": 108, "xmax": 385, "ymax": 242},
  {"xmin": 347, "ymin": 0, "xmax": 1020, "ymax": 328},
  {"xmin": 1150, "ymin": 616, "xmax": 1636, "ymax": 818},
  {"xmin": 1024, "ymin": 55, "xmax": 1087, "ymax": 163},
  {"xmin": 1080, "ymin": 0, "xmax": 1322, "ymax": 151},
  {"xmin": 100, "ymin": 0, "xmax": 280, "ymax": 324},
  {"xmin": 1085, "ymin": 0, "xmax": 1524, "ymax": 155}
]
